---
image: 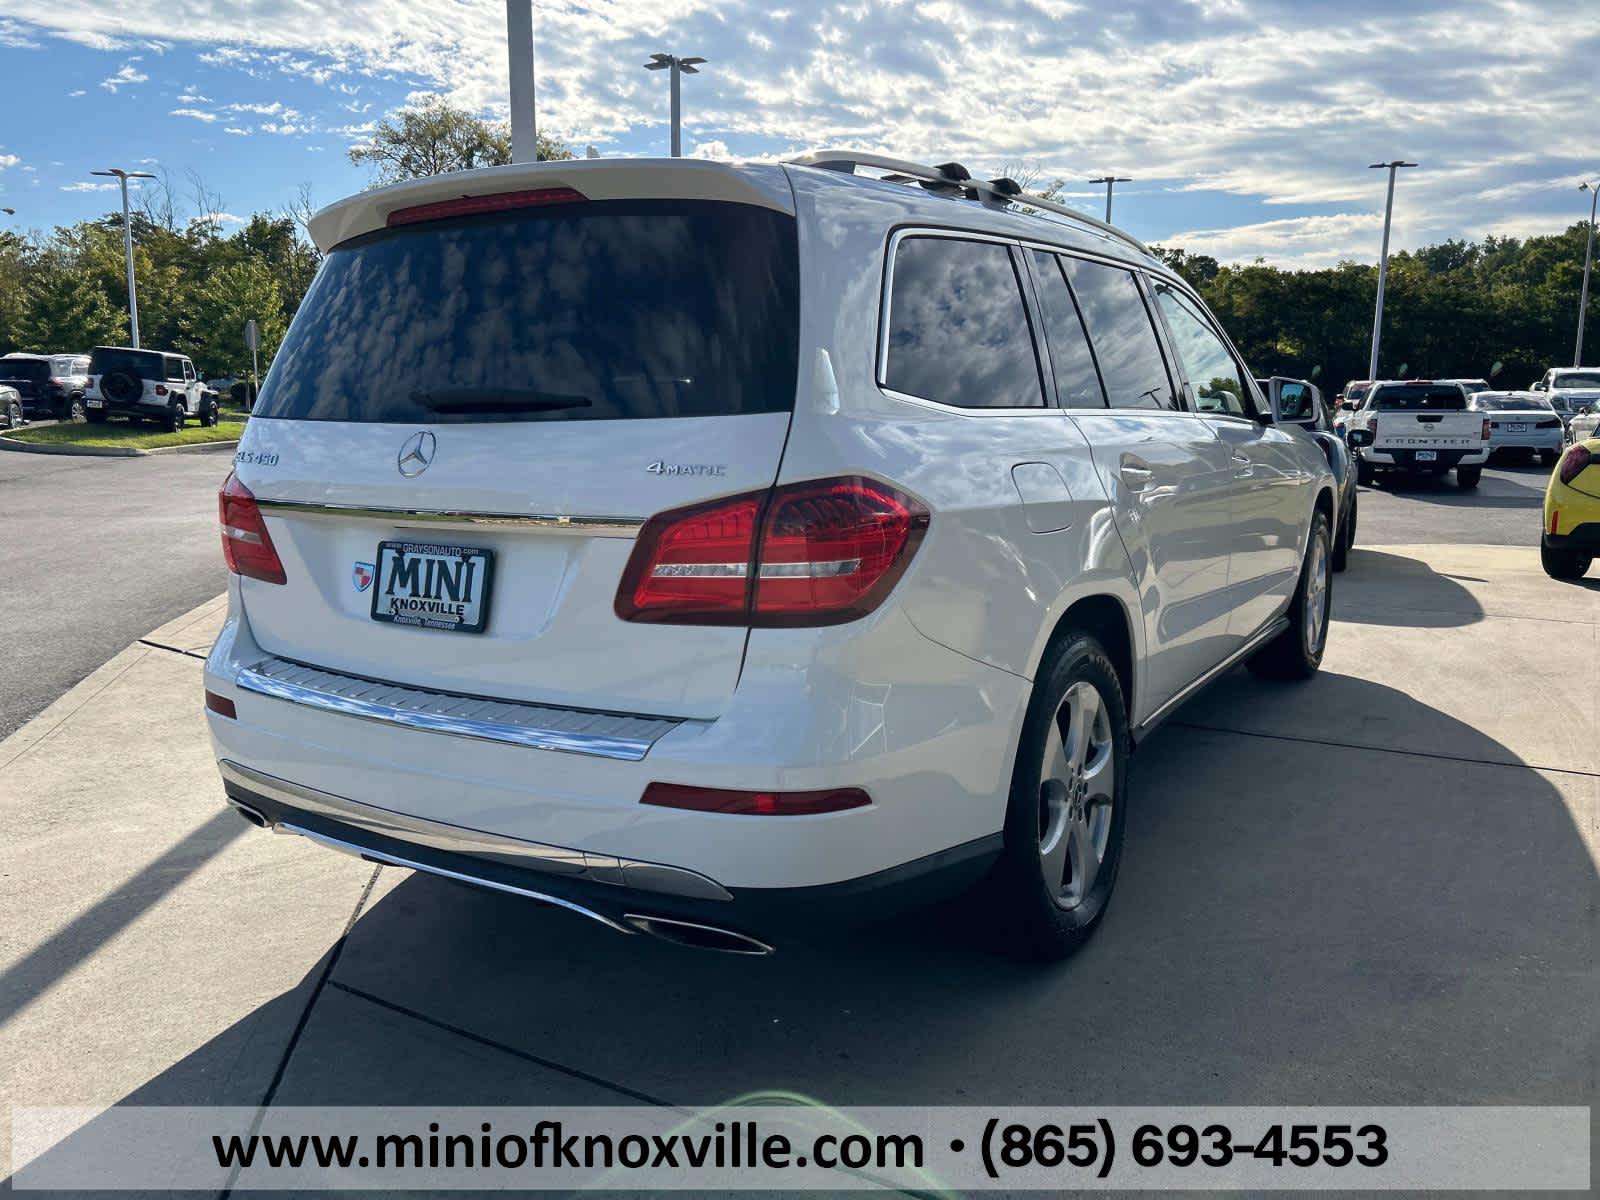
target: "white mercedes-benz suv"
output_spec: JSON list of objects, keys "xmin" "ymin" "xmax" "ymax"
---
[{"xmin": 206, "ymin": 152, "xmax": 1336, "ymax": 959}]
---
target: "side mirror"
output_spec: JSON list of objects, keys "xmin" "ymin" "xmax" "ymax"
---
[{"xmin": 1340, "ymin": 399, "xmax": 1357, "ymax": 411}]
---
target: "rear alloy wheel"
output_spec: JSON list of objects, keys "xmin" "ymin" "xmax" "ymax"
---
[
  {"xmin": 3, "ymin": 397, "xmax": 21, "ymax": 429},
  {"xmin": 985, "ymin": 632, "xmax": 1129, "ymax": 960},
  {"xmin": 1249, "ymin": 510, "xmax": 1332, "ymax": 680},
  {"xmin": 63, "ymin": 394, "xmax": 86, "ymax": 423},
  {"xmin": 1541, "ymin": 539, "xmax": 1593, "ymax": 581},
  {"xmin": 1456, "ymin": 465, "xmax": 1482, "ymax": 489}
]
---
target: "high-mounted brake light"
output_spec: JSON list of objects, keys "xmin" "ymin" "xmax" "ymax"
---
[
  {"xmin": 615, "ymin": 477, "xmax": 929, "ymax": 627},
  {"xmin": 219, "ymin": 471, "xmax": 287, "ymax": 584},
  {"xmin": 1558, "ymin": 444, "xmax": 1592, "ymax": 486},
  {"xmin": 386, "ymin": 187, "xmax": 587, "ymax": 228},
  {"xmin": 641, "ymin": 782, "xmax": 871, "ymax": 816}
]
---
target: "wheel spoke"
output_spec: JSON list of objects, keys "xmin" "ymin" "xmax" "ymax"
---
[
  {"xmin": 1081, "ymin": 743, "xmax": 1113, "ymax": 802},
  {"xmin": 1040, "ymin": 717, "xmax": 1070, "ymax": 789},
  {"xmin": 1038, "ymin": 788, "xmax": 1069, "ymax": 890},
  {"xmin": 1066, "ymin": 684, "xmax": 1099, "ymax": 768},
  {"xmin": 1068, "ymin": 817, "xmax": 1099, "ymax": 900}
]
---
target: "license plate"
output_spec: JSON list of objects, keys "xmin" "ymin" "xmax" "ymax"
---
[
  {"xmin": 1507, "ymin": 423, "xmax": 1528, "ymax": 433},
  {"xmin": 370, "ymin": 541, "xmax": 494, "ymax": 633},
  {"xmin": 1415, "ymin": 450, "xmax": 1437, "ymax": 461},
  {"xmin": 86, "ymin": 398, "xmax": 103, "ymax": 408}
]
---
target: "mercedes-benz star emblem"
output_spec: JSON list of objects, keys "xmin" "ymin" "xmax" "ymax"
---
[{"xmin": 397, "ymin": 431, "xmax": 436, "ymax": 478}]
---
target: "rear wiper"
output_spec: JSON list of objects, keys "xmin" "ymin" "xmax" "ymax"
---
[{"xmin": 411, "ymin": 388, "xmax": 593, "ymax": 415}]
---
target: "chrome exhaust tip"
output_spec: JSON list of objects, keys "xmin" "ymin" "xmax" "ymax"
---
[
  {"xmin": 624, "ymin": 914, "xmax": 774, "ymax": 956},
  {"xmin": 227, "ymin": 797, "xmax": 271, "ymax": 829}
]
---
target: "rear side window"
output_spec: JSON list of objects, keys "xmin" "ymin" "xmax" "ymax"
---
[
  {"xmin": 1028, "ymin": 251, "xmax": 1106, "ymax": 408},
  {"xmin": 1153, "ymin": 284, "xmax": 1250, "ymax": 417},
  {"xmin": 255, "ymin": 199, "xmax": 799, "ymax": 423},
  {"xmin": 882, "ymin": 236, "xmax": 1045, "ymax": 409},
  {"xmin": 1059, "ymin": 258, "xmax": 1175, "ymax": 410}
]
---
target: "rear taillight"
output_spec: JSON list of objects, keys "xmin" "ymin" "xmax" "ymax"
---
[
  {"xmin": 641, "ymin": 782, "xmax": 871, "ymax": 816},
  {"xmin": 386, "ymin": 187, "xmax": 586, "ymax": 228},
  {"xmin": 1558, "ymin": 445, "xmax": 1591, "ymax": 486},
  {"xmin": 615, "ymin": 477, "xmax": 929, "ymax": 627},
  {"xmin": 1481, "ymin": 417, "xmax": 1492, "ymax": 440},
  {"xmin": 219, "ymin": 472, "xmax": 287, "ymax": 584},
  {"xmin": 154, "ymin": 384, "xmax": 168, "ymax": 396}
]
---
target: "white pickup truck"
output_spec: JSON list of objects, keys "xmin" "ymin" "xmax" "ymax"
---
[{"xmin": 1340, "ymin": 380, "xmax": 1490, "ymax": 489}]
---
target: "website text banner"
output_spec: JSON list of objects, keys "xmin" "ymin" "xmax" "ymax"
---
[{"xmin": 9, "ymin": 1106, "xmax": 1591, "ymax": 1191}]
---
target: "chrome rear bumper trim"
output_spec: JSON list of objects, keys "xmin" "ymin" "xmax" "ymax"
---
[
  {"xmin": 219, "ymin": 759, "xmax": 733, "ymax": 902},
  {"xmin": 235, "ymin": 656, "xmax": 679, "ymax": 762},
  {"xmin": 252, "ymin": 498, "xmax": 643, "ymax": 537}
]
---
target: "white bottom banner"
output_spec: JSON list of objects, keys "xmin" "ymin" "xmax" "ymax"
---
[{"xmin": 8, "ymin": 1104, "xmax": 1591, "ymax": 1191}]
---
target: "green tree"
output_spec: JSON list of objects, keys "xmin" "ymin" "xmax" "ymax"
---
[
  {"xmin": 182, "ymin": 259, "xmax": 285, "ymax": 379},
  {"xmin": 349, "ymin": 95, "xmax": 573, "ymax": 185}
]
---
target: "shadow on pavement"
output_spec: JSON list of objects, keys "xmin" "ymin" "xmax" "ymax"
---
[
  {"xmin": 1331, "ymin": 548, "xmax": 1485, "ymax": 628},
  {"xmin": 13, "ymin": 671, "xmax": 1594, "ymax": 1197}
]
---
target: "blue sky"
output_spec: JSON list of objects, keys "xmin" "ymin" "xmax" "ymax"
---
[{"xmin": 1, "ymin": 1, "xmax": 1596, "ymax": 267}]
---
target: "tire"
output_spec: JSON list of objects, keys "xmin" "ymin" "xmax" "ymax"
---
[
  {"xmin": 3, "ymin": 398, "xmax": 20, "ymax": 429},
  {"xmin": 1248, "ymin": 510, "xmax": 1332, "ymax": 681},
  {"xmin": 1540, "ymin": 450, "xmax": 1559, "ymax": 468},
  {"xmin": 163, "ymin": 402, "xmax": 184, "ymax": 433},
  {"xmin": 85, "ymin": 407, "xmax": 108, "ymax": 424},
  {"xmin": 1331, "ymin": 492, "xmax": 1356, "ymax": 573},
  {"xmin": 1456, "ymin": 465, "xmax": 1482, "ymax": 489},
  {"xmin": 982, "ymin": 632, "xmax": 1130, "ymax": 961},
  {"xmin": 62, "ymin": 393, "xmax": 86, "ymax": 423},
  {"xmin": 1541, "ymin": 539, "xmax": 1593, "ymax": 581},
  {"xmin": 1356, "ymin": 456, "xmax": 1375, "ymax": 486}
]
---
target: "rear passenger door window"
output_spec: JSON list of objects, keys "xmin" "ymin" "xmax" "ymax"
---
[
  {"xmin": 883, "ymin": 235, "xmax": 1045, "ymax": 409},
  {"xmin": 1059, "ymin": 257, "xmax": 1176, "ymax": 410},
  {"xmin": 1028, "ymin": 250, "xmax": 1106, "ymax": 409},
  {"xmin": 1152, "ymin": 283, "xmax": 1250, "ymax": 418}
]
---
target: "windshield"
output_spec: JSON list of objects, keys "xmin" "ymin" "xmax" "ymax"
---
[
  {"xmin": 1552, "ymin": 372, "xmax": 1600, "ymax": 389},
  {"xmin": 89, "ymin": 349, "xmax": 164, "ymax": 380},
  {"xmin": 1471, "ymin": 394, "xmax": 1552, "ymax": 411},
  {"xmin": 1371, "ymin": 384, "xmax": 1467, "ymax": 411},
  {"xmin": 1345, "ymin": 383, "xmax": 1370, "ymax": 403},
  {"xmin": 254, "ymin": 198, "xmax": 800, "ymax": 424},
  {"xmin": 1447, "ymin": 379, "xmax": 1490, "ymax": 394},
  {"xmin": 0, "ymin": 359, "xmax": 50, "ymax": 383}
]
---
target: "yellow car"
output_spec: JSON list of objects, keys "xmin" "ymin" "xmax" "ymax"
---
[{"xmin": 1542, "ymin": 438, "xmax": 1600, "ymax": 579}]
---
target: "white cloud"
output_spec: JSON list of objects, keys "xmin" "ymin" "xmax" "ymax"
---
[
  {"xmin": 67, "ymin": 88, "xmax": 85, "ymax": 97},
  {"xmin": 99, "ymin": 62, "xmax": 147, "ymax": 92},
  {"xmin": 223, "ymin": 126, "xmax": 250, "ymax": 136},
  {"xmin": 0, "ymin": 154, "xmax": 20, "ymax": 170},
  {"xmin": 170, "ymin": 107, "xmax": 218, "ymax": 122},
  {"xmin": 60, "ymin": 181, "xmax": 119, "ymax": 192},
  {"xmin": 0, "ymin": 18, "xmax": 41, "ymax": 48},
  {"xmin": 689, "ymin": 139, "xmax": 732, "ymax": 159}
]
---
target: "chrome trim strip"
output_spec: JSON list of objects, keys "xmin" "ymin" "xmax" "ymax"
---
[
  {"xmin": 219, "ymin": 759, "xmax": 734, "ymax": 902},
  {"xmin": 235, "ymin": 659, "xmax": 676, "ymax": 762},
  {"xmin": 252, "ymin": 499, "xmax": 644, "ymax": 537},
  {"xmin": 1133, "ymin": 616, "xmax": 1291, "ymax": 742},
  {"xmin": 276, "ymin": 822, "xmax": 636, "ymax": 935},
  {"xmin": 623, "ymin": 914, "xmax": 774, "ymax": 956}
]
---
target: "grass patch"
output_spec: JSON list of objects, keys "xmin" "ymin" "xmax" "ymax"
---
[{"xmin": 4, "ymin": 415, "xmax": 247, "ymax": 450}]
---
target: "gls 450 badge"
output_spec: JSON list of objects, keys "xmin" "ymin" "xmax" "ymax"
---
[{"xmin": 646, "ymin": 460, "xmax": 727, "ymax": 477}]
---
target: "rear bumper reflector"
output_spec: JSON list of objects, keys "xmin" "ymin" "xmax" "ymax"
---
[{"xmin": 642, "ymin": 781, "xmax": 871, "ymax": 816}]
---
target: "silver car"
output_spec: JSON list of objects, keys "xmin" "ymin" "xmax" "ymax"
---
[{"xmin": 1468, "ymin": 391, "xmax": 1563, "ymax": 464}]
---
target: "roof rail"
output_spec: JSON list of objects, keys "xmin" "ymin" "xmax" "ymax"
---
[{"xmin": 786, "ymin": 149, "xmax": 1153, "ymax": 259}]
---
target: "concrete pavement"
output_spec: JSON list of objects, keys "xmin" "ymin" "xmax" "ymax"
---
[{"xmin": 2, "ymin": 543, "xmax": 1594, "ymax": 1184}]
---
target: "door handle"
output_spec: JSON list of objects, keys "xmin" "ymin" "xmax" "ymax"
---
[
  {"xmin": 1118, "ymin": 458, "xmax": 1154, "ymax": 490},
  {"xmin": 1231, "ymin": 452, "xmax": 1253, "ymax": 477}
]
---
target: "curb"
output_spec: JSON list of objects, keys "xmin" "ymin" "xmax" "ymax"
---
[{"xmin": 0, "ymin": 434, "xmax": 240, "ymax": 457}]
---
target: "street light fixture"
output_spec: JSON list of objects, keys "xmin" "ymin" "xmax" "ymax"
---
[
  {"xmin": 1366, "ymin": 159, "xmax": 1417, "ymax": 381},
  {"xmin": 1088, "ymin": 176, "xmax": 1132, "ymax": 224},
  {"xmin": 1575, "ymin": 180, "xmax": 1598, "ymax": 367},
  {"xmin": 91, "ymin": 167, "xmax": 157, "ymax": 349},
  {"xmin": 644, "ymin": 52, "xmax": 706, "ymax": 158}
]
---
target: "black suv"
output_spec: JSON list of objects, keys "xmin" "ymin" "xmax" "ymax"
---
[{"xmin": 0, "ymin": 353, "xmax": 92, "ymax": 421}]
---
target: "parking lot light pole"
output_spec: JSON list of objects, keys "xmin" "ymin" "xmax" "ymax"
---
[
  {"xmin": 1367, "ymin": 160, "xmax": 1417, "ymax": 381},
  {"xmin": 91, "ymin": 168, "xmax": 157, "ymax": 349},
  {"xmin": 505, "ymin": 0, "xmax": 538, "ymax": 164},
  {"xmin": 1089, "ymin": 176, "xmax": 1132, "ymax": 224},
  {"xmin": 644, "ymin": 53, "xmax": 706, "ymax": 157},
  {"xmin": 1575, "ymin": 180, "xmax": 1598, "ymax": 367}
]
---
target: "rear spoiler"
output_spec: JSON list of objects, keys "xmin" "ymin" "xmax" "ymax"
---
[{"xmin": 309, "ymin": 159, "xmax": 795, "ymax": 252}]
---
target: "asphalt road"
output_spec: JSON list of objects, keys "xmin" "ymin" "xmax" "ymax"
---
[
  {"xmin": 0, "ymin": 448, "xmax": 1552, "ymax": 739},
  {"xmin": 0, "ymin": 448, "xmax": 231, "ymax": 737}
]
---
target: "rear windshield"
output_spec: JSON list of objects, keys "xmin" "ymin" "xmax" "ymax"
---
[
  {"xmin": 1372, "ymin": 384, "xmax": 1466, "ymax": 411},
  {"xmin": 90, "ymin": 349, "xmax": 164, "ymax": 380},
  {"xmin": 0, "ymin": 359, "xmax": 50, "ymax": 382},
  {"xmin": 1471, "ymin": 394, "xmax": 1551, "ymax": 411},
  {"xmin": 254, "ymin": 199, "xmax": 800, "ymax": 423}
]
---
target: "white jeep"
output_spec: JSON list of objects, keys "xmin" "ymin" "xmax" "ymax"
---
[{"xmin": 84, "ymin": 347, "xmax": 221, "ymax": 431}]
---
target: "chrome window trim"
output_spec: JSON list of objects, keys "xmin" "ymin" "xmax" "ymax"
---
[
  {"xmin": 234, "ymin": 656, "xmax": 680, "ymax": 762},
  {"xmin": 251, "ymin": 498, "xmax": 644, "ymax": 537},
  {"xmin": 219, "ymin": 759, "xmax": 733, "ymax": 902}
]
